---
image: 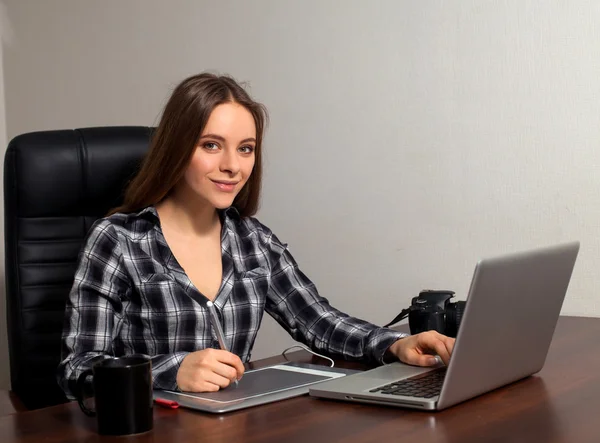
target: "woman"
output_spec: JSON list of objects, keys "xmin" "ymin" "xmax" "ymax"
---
[{"xmin": 57, "ymin": 73, "xmax": 454, "ymax": 397}]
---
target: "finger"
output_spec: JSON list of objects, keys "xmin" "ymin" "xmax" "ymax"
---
[
  {"xmin": 204, "ymin": 370, "xmax": 233, "ymax": 389},
  {"xmin": 209, "ymin": 360, "xmax": 238, "ymax": 382},
  {"xmin": 406, "ymin": 352, "xmax": 439, "ymax": 367},
  {"xmin": 215, "ymin": 350, "xmax": 245, "ymax": 380},
  {"xmin": 442, "ymin": 336, "xmax": 455, "ymax": 358},
  {"xmin": 435, "ymin": 334, "xmax": 456, "ymax": 363},
  {"xmin": 208, "ymin": 352, "xmax": 243, "ymax": 382},
  {"xmin": 422, "ymin": 334, "xmax": 451, "ymax": 365},
  {"xmin": 197, "ymin": 381, "xmax": 221, "ymax": 392},
  {"xmin": 421, "ymin": 332, "xmax": 452, "ymax": 365},
  {"xmin": 183, "ymin": 378, "xmax": 221, "ymax": 393},
  {"xmin": 432, "ymin": 341, "xmax": 451, "ymax": 365}
]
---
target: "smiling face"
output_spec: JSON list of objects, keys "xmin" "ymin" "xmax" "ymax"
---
[{"xmin": 178, "ymin": 102, "xmax": 257, "ymax": 210}]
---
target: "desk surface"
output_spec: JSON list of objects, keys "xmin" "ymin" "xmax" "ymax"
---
[{"xmin": 1, "ymin": 316, "xmax": 599, "ymax": 443}]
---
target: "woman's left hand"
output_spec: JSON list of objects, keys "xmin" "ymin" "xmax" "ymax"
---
[{"xmin": 388, "ymin": 331, "xmax": 455, "ymax": 366}]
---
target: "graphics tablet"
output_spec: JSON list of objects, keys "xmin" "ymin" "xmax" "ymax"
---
[{"xmin": 154, "ymin": 362, "xmax": 357, "ymax": 413}]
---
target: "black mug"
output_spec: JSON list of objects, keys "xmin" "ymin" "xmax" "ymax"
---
[{"xmin": 76, "ymin": 356, "xmax": 153, "ymax": 436}]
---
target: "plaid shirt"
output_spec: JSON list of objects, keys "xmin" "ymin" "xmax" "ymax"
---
[{"xmin": 57, "ymin": 206, "xmax": 406, "ymax": 397}]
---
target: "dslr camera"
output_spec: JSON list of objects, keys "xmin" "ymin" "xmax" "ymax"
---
[{"xmin": 384, "ymin": 290, "xmax": 466, "ymax": 338}]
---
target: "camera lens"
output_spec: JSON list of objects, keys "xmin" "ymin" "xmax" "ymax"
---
[{"xmin": 445, "ymin": 301, "xmax": 466, "ymax": 338}]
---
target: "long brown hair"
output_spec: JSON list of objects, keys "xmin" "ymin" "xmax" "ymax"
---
[{"xmin": 111, "ymin": 72, "xmax": 268, "ymax": 216}]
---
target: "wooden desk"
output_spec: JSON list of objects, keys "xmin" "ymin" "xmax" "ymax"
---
[{"xmin": 1, "ymin": 316, "xmax": 598, "ymax": 443}]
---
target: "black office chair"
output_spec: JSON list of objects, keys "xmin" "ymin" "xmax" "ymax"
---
[{"xmin": 3, "ymin": 126, "xmax": 153, "ymax": 409}]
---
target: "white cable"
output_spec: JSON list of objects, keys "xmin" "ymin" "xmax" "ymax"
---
[{"xmin": 281, "ymin": 344, "xmax": 335, "ymax": 368}]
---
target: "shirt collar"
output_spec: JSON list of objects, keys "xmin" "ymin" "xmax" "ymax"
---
[
  {"xmin": 136, "ymin": 205, "xmax": 159, "ymax": 220},
  {"xmin": 134, "ymin": 204, "xmax": 241, "ymax": 224}
]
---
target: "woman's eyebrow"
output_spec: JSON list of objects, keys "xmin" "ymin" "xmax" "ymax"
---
[
  {"xmin": 239, "ymin": 137, "xmax": 257, "ymax": 144},
  {"xmin": 199, "ymin": 133, "xmax": 226, "ymax": 141},
  {"xmin": 199, "ymin": 134, "xmax": 256, "ymax": 144}
]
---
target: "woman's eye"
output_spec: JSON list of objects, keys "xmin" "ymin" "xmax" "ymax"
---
[
  {"xmin": 203, "ymin": 142, "xmax": 219, "ymax": 150},
  {"xmin": 239, "ymin": 145, "xmax": 255, "ymax": 154}
]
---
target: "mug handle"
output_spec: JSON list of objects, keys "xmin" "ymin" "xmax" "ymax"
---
[{"xmin": 76, "ymin": 369, "xmax": 96, "ymax": 417}]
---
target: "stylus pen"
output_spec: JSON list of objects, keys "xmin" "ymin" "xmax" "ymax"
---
[{"xmin": 206, "ymin": 301, "xmax": 238, "ymax": 387}]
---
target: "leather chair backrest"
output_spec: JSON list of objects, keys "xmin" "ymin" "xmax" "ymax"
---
[{"xmin": 3, "ymin": 126, "xmax": 152, "ymax": 409}]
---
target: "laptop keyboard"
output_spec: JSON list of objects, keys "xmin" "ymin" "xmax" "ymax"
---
[{"xmin": 369, "ymin": 369, "xmax": 447, "ymax": 398}]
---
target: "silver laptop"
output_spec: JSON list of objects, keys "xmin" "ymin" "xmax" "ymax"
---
[{"xmin": 310, "ymin": 242, "xmax": 580, "ymax": 411}]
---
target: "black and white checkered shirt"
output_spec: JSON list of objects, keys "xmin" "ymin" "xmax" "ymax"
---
[{"xmin": 57, "ymin": 206, "xmax": 406, "ymax": 397}]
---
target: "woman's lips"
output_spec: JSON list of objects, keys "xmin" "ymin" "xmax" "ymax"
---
[{"xmin": 211, "ymin": 180, "xmax": 238, "ymax": 192}]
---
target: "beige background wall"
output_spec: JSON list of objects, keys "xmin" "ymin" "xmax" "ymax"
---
[
  {"xmin": 0, "ymin": 0, "xmax": 10, "ymax": 389},
  {"xmin": 0, "ymin": 0, "xmax": 599, "ymax": 389}
]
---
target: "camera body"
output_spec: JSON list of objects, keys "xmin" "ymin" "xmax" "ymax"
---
[{"xmin": 408, "ymin": 290, "xmax": 466, "ymax": 338}]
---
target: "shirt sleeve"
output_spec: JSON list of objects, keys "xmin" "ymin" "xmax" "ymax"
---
[
  {"xmin": 56, "ymin": 220, "xmax": 187, "ymax": 398},
  {"xmin": 261, "ymin": 228, "xmax": 408, "ymax": 365}
]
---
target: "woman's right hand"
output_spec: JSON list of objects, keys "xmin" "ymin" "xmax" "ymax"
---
[{"xmin": 176, "ymin": 348, "xmax": 245, "ymax": 392}]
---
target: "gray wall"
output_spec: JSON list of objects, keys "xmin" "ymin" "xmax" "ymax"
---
[
  {"xmin": 0, "ymin": 1, "xmax": 10, "ymax": 390},
  {"xmin": 1, "ymin": 0, "xmax": 599, "ymax": 389}
]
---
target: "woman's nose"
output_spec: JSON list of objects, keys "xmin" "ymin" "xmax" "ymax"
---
[{"xmin": 220, "ymin": 149, "xmax": 240, "ymax": 174}]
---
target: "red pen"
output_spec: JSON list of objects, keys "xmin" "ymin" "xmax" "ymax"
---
[{"xmin": 154, "ymin": 398, "xmax": 179, "ymax": 409}]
